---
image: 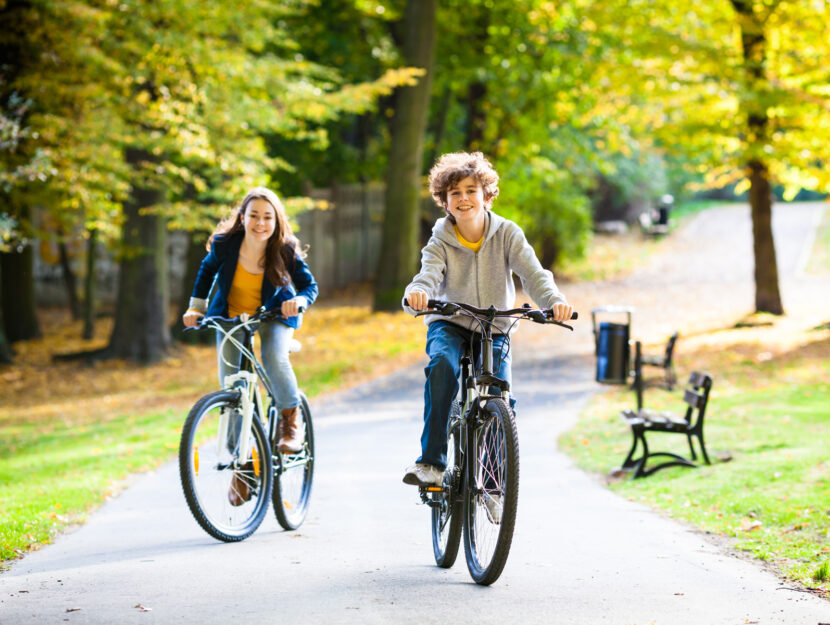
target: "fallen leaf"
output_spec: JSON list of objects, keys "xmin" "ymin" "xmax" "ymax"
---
[
  {"xmin": 134, "ymin": 603, "xmax": 152, "ymax": 612},
  {"xmin": 66, "ymin": 607, "xmax": 81, "ymax": 612}
]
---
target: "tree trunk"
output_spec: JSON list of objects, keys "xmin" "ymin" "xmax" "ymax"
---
[
  {"xmin": 171, "ymin": 230, "xmax": 213, "ymax": 344},
  {"xmin": 59, "ymin": 239, "xmax": 81, "ymax": 320},
  {"xmin": 373, "ymin": 0, "xmax": 436, "ymax": 311},
  {"xmin": 465, "ymin": 81, "xmax": 487, "ymax": 151},
  {"xmin": 733, "ymin": 0, "xmax": 784, "ymax": 315},
  {"xmin": 82, "ymin": 228, "xmax": 97, "ymax": 340},
  {"xmin": 748, "ymin": 160, "xmax": 783, "ymax": 314},
  {"xmin": 464, "ymin": 11, "xmax": 489, "ymax": 152},
  {"xmin": 538, "ymin": 234, "xmax": 559, "ymax": 272},
  {"xmin": 0, "ymin": 317, "xmax": 12, "ymax": 363},
  {"xmin": 0, "ymin": 241, "xmax": 41, "ymax": 342},
  {"xmin": 106, "ymin": 148, "xmax": 170, "ymax": 363},
  {"xmin": 426, "ymin": 86, "xmax": 452, "ymax": 167}
]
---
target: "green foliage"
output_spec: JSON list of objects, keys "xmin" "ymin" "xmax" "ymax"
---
[
  {"xmin": 3, "ymin": 0, "xmax": 420, "ymax": 243},
  {"xmin": 497, "ymin": 154, "xmax": 592, "ymax": 268}
]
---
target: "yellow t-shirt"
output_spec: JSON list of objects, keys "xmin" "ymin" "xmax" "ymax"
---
[
  {"xmin": 454, "ymin": 225, "xmax": 484, "ymax": 253},
  {"xmin": 227, "ymin": 262, "xmax": 264, "ymax": 317}
]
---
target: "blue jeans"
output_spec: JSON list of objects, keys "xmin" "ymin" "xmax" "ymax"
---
[
  {"xmin": 216, "ymin": 320, "xmax": 301, "ymax": 411},
  {"xmin": 418, "ymin": 321, "xmax": 513, "ymax": 470}
]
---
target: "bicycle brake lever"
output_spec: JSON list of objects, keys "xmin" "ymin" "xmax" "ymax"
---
[
  {"xmin": 546, "ymin": 320, "xmax": 574, "ymax": 331},
  {"xmin": 526, "ymin": 310, "xmax": 547, "ymax": 323}
]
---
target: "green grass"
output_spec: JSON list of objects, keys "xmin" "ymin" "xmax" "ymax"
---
[
  {"xmin": 560, "ymin": 337, "xmax": 830, "ymax": 593},
  {"xmin": 0, "ymin": 409, "xmax": 183, "ymax": 561}
]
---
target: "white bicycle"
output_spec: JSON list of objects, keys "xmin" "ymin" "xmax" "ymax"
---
[{"xmin": 179, "ymin": 309, "xmax": 314, "ymax": 541}]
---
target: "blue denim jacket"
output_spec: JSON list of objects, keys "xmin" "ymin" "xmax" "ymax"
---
[{"xmin": 189, "ymin": 232, "xmax": 318, "ymax": 329}]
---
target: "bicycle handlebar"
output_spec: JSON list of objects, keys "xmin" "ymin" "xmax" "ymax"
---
[
  {"xmin": 184, "ymin": 304, "xmax": 306, "ymax": 332},
  {"xmin": 404, "ymin": 298, "xmax": 577, "ymax": 329}
]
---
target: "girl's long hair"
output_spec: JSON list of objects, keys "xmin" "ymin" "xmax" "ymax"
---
[{"xmin": 208, "ymin": 187, "xmax": 305, "ymax": 287}]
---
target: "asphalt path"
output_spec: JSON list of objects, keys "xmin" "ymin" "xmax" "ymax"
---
[{"xmin": 2, "ymin": 203, "xmax": 829, "ymax": 624}]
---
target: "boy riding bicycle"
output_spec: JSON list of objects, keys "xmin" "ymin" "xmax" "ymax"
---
[{"xmin": 402, "ymin": 151, "xmax": 573, "ymax": 487}]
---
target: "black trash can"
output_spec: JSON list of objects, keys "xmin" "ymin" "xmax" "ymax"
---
[
  {"xmin": 592, "ymin": 307, "xmax": 634, "ymax": 384},
  {"xmin": 656, "ymin": 193, "xmax": 674, "ymax": 226}
]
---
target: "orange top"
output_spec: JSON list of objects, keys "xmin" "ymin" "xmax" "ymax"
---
[
  {"xmin": 227, "ymin": 262, "xmax": 263, "ymax": 317},
  {"xmin": 454, "ymin": 225, "xmax": 483, "ymax": 253}
]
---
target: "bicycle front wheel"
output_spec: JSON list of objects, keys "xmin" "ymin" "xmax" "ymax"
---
[
  {"xmin": 179, "ymin": 390, "xmax": 273, "ymax": 542},
  {"xmin": 431, "ymin": 402, "xmax": 463, "ymax": 568},
  {"xmin": 273, "ymin": 392, "xmax": 315, "ymax": 530},
  {"xmin": 462, "ymin": 398, "xmax": 519, "ymax": 585}
]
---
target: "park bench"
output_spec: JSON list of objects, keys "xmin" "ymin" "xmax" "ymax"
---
[
  {"xmin": 638, "ymin": 331, "xmax": 679, "ymax": 390},
  {"xmin": 619, "ymin": 342, "xmax": 713, "ymax": 478},
  {"xmin": 638, "ymin": 210, "xmax": 669, "ymax": 236}
]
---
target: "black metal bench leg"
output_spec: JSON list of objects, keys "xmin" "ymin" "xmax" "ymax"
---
[
  {"xmin": 666, "ymin": 366, "xmax": 677, "ymax": 391},
  {"xmin": 622, "ymin": 428, "xmax": 644, "ymax": 470},
  {"xmin": 632, "ymin": 434, "xmax": 650, "ymax": 478},
  {"xmin": 696, "ymin": 432, "xmax": 711, "ymax": 465},
  {"xmin": 686, "ymin": 433, "xmax": 698, "ymax": 461}
]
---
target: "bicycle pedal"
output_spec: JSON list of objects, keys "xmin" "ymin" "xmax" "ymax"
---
[{"xmin": 418, "ymin": 485, "xmax": 443, "ymax": 493}]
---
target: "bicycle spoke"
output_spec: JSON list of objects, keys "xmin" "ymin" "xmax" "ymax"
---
[
  {"xmin": 179, "ymin": 392, "xmax": 272, "ymax": 542},
  {"xmin": 463, "ymin": 398, "xmax": 518, "ymax": 585},
  {"xmin": 273, "ymin": 394, "xmax": 315, "ymax": 530}
]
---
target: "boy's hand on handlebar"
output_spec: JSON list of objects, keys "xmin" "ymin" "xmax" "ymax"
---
[
  {"xmin": 550, "ymin": 302, "xmax": 574, "ymax": 323},
  {"xmin": 407, "ymin": 290, "xmax": 429, "ymax": 311},
  {"xmin": 182, "ymin": 310, "xmax": 204, "ymax": 328}
]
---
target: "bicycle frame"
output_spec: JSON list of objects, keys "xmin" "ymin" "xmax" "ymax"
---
[{"xmin": 205, "ymin": 317, "xmax": 276, "ymax": 466}]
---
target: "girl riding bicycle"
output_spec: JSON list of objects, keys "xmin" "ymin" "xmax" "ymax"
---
[
  {"xmin": 182, "ymin": 187, "xmax": 318, "ymax": 504},
  {"xmin": 402, "ymin": 151, "xmax": 573, "ymax": 487}
]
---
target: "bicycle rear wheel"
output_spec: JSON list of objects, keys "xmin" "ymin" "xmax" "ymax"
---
[
  {"xmin": 462, "ymin": 397, "xmax": 519, "ymax": 585},
  {"xmin": 273, "ymin": 392, "xmax": 315, "ymax": 530},
  {"xmin": 431, "ymin": 402, "xmax": 463, "ymax": 568},
  {"xmin": 179, "ymin": 390, "xmax": 273, "ymax": 542}
]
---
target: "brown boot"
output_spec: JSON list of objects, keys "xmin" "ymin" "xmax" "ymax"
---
[
  {"xmin": 228, "ymin": 461, "xmax": 253, "ymax": 507},
  {"xmin": 278, "ymin": 406, "xmax": 303, "ymax": 454}
]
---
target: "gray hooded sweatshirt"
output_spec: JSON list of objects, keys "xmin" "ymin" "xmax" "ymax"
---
[{"xmin": 402, "ymin": 211, "xmax": 567, "ymax": 334}]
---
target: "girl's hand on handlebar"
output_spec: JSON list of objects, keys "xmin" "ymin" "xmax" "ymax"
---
[
  {"xmin": 182, "ymin": 310, "xmax": 204, "ymax": 328},
  {"xmin": 407, "ymin": 290, "xmax": 429, "ymax": 311},
  {"xmin": 281, "ymin": 297, "xmax": 304, "ymax": 318},
  {"xmin": 550, "ymin": 302, "xmax": 574, "ymax": 323}
]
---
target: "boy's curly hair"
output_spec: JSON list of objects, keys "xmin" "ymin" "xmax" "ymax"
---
[{"xmin": 428, "ymin": 151, "xmax": 500, "ymax": 209}]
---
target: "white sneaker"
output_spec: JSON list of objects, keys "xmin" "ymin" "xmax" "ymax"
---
[
  {"xmin": 483, "ymin": 493, "xmax": 502, "ymax": 524},
  {"xmin": 402, "ymin": 463, "xmax": 443, "ymax": 487}
]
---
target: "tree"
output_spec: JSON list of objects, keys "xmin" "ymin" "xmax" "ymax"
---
[
  {"xmin": 373, "ymin": 0, "xmax": 436, "ymax": 310},
  {"xmin": 588, "ymin": 0, "xmax": 830, "ymax": 314},
  {"xmin": 4, "ymin": 0, "xmax": 421, "ymax": 363}
]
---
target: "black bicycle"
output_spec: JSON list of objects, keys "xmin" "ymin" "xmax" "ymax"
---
[
  {"xmin": 179, "ymin": 308, "xmax": 314, "ymax": 542},
  {"xmin": 412, "ymin": 299, "xmax": 576, "ymax": 585}
]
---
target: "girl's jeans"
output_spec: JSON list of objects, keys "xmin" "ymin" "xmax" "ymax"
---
[
  {"xmin": 418, "ymin": 320, "xmax": 513, "ymax": 470},
  {"xmin": 216, "ymin": 320, "xmax": 301, "ymax": 411}
]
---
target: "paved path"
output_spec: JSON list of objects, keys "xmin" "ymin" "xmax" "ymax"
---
[{"xmin": 1, "ymin": 203, "xmax": 828, "ymax": 624}]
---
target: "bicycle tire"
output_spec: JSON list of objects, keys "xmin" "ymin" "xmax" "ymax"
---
[
  {"xmin": 431, "ymin": 401, "xmax": 463, "ymax": 568},
  {"xmin": 462, "ymin": 397, "xmax": 519, "ymax": 585},
  {"xmin": 179, "ymin": 390, "xmax": 273, "ymax": 542},
  {"xmin": 273, "ymin": 392, "xmax": 315, "ymax": 530}
]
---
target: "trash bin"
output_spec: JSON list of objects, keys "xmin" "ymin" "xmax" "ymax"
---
[
  {"xmin": 656, "ymin": 194, "xmax": 674, "ymax": 226},
  {"xmin": 591, "ymin": 306, "xmax": 634, "ymax": 384}
]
